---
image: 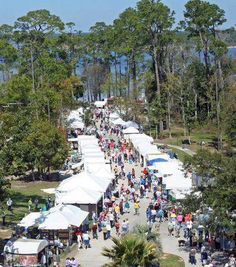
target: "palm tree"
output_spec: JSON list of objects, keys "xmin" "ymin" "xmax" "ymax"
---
[{"xmin": 102, "ymin": 234, "xmax": 160, "ymax": 267}]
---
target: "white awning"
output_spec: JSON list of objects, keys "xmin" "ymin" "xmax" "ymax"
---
[
  {"xmin": 38, "ymin": 204, "xmax": 89, "ymax": 230},
  {"xmin": 41, "ymin": 188, "xmax": 56, "ymax": 194},
  {"xmin": 112, "ymin": 118, "xmax": 126, "ymax": 126},
  {"xmin": 18, "ymin": 212, "xmax": 45, "ymax": 228},
  {"xmin": 4, "ymin": 239, "xmax": 49, "ymax": 255},
  {"xmin": 122, "ymin": 127, "xmax": 139, "ymax": 134},
  {"xmin": 57, "ymin": 171, "xmax": 110, "ymax": 193},
  {"xmin": 123, "ymin": 121, "xmax": 139, "ymax": 129},
  {"xmin": 56, "ymin": 186, "xmax": 102, "ymax": 205}
]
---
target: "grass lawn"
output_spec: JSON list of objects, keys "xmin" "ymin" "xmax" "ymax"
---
[
  {"xmin": 160, "ymin": 253, "xmax": 185, "ymax": 267},
  {"xmin": 169, "ymin": 147, "xmax": 192, "ymax": 162},
  {"xmin": 3, "ymin": 180, "xmax": 59, "ymax": 225}
]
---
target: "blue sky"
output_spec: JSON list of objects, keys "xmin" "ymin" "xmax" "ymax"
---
[{"xmin": 0, "ymin": 0, "xmax": 235, "ymax": 31}]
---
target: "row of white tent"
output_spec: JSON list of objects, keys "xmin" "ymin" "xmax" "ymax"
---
[
  {"xmin": 122, "ymin": 128, "xmax": 193, "ymax": 200},
  {"xmin": 109, "ymin": 112, "xmax": 139, "ymax": 130},
  {"xmin": 55, "ymin": 135, "xmax": 114, "ymax": 205},
  {"xmin": 67, "ymin": 107, "xmax": 85, "ymax": 130}
]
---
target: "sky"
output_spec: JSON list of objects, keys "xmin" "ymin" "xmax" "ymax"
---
[{"xmin": 0, "ymin": 0, "xmax": 235, "ymax": 31}]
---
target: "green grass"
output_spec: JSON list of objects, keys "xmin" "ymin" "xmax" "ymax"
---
[
  {"xmin": 160, "ymin": 253, "xmax": 185, "ymax": 267},
  {"xmin": 3, "ymin": 180, "xmax": 59, "ymax": 224},
  {"xmin": 169, "ymin": 147, "xmax": 192, "ymax": 162}
]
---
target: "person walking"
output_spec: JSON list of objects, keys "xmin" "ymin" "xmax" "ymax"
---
[
  {"xmin": 77, "ymin": 233, "xmax": 83, "ymax": 249},
  {"xmin": 189, "ymin": 248, "xmax": 197, "ymax": 265},
  {"xmin": 7, "ymin": 198, "xmax": 13, "ymax": 212},
  {"xmin": 124, "ymin": 201, "xmax": 130, "ymax": 213},
  {"xmin": 83, "ymin": 232, "xmax": 90, "ymax": 249},
  {"xmin": 134, "ymin": 202, "xmax": 140, "ymax": 215},
  {"xmin": 102, "ymin": 224, "xmax": 107, "ymax": 240},
  {"xmin": 92, "ymin": 223, "xmax": 98, "ymax": 239},
  {"xmin": 115, "ymin": 220, "xmax": 120, "ymax": 236},
  {"xmin": 28, "ymin": 198, "xmax": 32, "ymax": 212},
  {"xmin": 106, "ymin": 222, "xmax": 111, "ymax": 239}
]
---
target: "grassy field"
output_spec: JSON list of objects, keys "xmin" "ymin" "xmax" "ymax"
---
[
  {"xmin": 169, "ymin": 147, "xmax": 192, "ymax": 162},
  {"xmin": 160, "ymin": 253, "xmax": 185, "ymax": 267},
  {"xmin": 2, "ymin": 180, "xmax": 59, "ymax": 225},
  {"xmin": 149, "ymin": 123, "xmax": 222, "ymax": 154}
]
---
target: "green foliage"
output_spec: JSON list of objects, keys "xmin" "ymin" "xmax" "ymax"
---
[
  {"xmin": 183, "ymin": 150, "xmax": 236, "ymax": 231},
  {"xmin": 0, "ymin": 173, "xmax": 10, "ymax": 202},
  {"xmin": 0, "ymin": 110, "xmax": 68, "ymax": 177},
  {"xmin": 102, "ymin": 234, "xmax": 160, "ymax": 267}
]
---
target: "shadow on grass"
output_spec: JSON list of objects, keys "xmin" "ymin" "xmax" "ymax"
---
[{"xmin": 18, "ymin": 171, "xmax": 61, "ymax": 182}]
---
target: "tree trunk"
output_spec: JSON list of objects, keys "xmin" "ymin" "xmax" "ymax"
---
[
  {"xmin": 119, "ymin": 57, "xmax": 122, "ymax": 96},
  {"xmin": 131, "ymin": 50, "xmax": 137, "ymax": 97},
  {"xmin": 126, "ymin": 56, "xmax": 130, "ymax": 97},
  {"xmin": 167, "ymin": 93, "xmax": 172, "ymax": 138},
  {"xmin": 114, "ymin": 54, "xmax": 118, "ymax": 96},
  {"xmin": 194, "ymin": 91, "xmax": 198, "ymax": 121},
  {"xmin": 216, "ymin": 59, "xmax": 224, "ymax": 150},
  {"xmin": 153, "ymin": 46, "xmax": 161, "ymax": 95},
  {"xmin": 180, "ymin": 89, "xmax": 187, "ymax": 137},
  {"xmin": 30, "ymin": 46, "xmax": 35, "ymax": 93}
]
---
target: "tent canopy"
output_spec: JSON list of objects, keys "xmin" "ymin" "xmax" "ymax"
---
[
  {"xmin": 4, "ymin": 239, "xmax": 48, "ymax": 255},
  {"xmin": 86, "ymin": 165, "xmax": 114, "ymax": 180},
  {"xmin": 94, "ymin": 100, "xmax": 106, "ymax": 108},
  {"xmin": 57, "ymin": 171, "xmax": 110, "ymax": 193},
  {"xmin": 112, "ymin": 118, "xmax": 126, "ymax": 126},
  {"xmin": 18, "ymin": 212, "xmax": 45, "ymax": 228},
  {"xmin": 129, "ymin": 134, "xmax": 154, "ymax": 144},
  {"xmin": 109, "ymin": 112, "xmax": 120, "ymax": 120},
  {"xmin": 122, "ymin": 127, "xmax": 139, "ymax": 134},
  {"xmin": 56, "ymin": 186, "xmax": 102, "ymax": 205},
  {"xmin": 69, "ymin": 121, "xmax": 85, "ymax": 129},
  {"xmin": 124, "ymin": 121, "xmax": 139, "ymax": 129},
  {"xmin": 38, "ymin": 204, "xmax": 88, "ymax": 230},
  {"xmin": 136, "ymin": 144, "xmax": 159, "ymax": 157}
]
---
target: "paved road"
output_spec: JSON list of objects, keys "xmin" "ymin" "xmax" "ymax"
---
[
  {"xmin": 159, "ymin": 222, "xmax": 202, "ymax": 267},
  {"xmin": 62, "ymin": 129, "xmax": 201, "ymax": 266},
  {"xmin": 67, "ymin": 162, "xmax": 151, "ymax": 267}
]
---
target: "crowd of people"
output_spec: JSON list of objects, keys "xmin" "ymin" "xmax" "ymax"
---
[{"xmin": 63, "ymin": 108, "xmax": 235, "ymax": 267}]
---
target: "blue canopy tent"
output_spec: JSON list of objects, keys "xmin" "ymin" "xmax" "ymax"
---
[{"xmin": 147, "ymin": 158, "xmax": 168, "ymax": 166}]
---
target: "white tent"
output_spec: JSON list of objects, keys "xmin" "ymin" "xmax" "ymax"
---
[
  {"xmin": 109, "ymin": 112, "xmax": 120, "ymax": 120},
  {"xmin": 129, "ymin": 134, "xmax": 154, "ymax": 144},
  {"xmin": 162, "ymin": 172, "xmax": 192, "ymax": 190},
  {"xmin": 153, "ymin": 160, "xmax": 183, "ymax": 176},
  {"xmin": 137, "ymin": 144, "xmax": 159, "ymax": 157},
  {"xmin": 18, "ymin": 212, "xmax": 44, "ymax": 228},
  {"xmin": 86, "ymin": 165, "xmax": 114, "ymax": 180},
  {"xmin": 69, "ymin": 121, "xmax": 85, "ymax": 129},
  {"xmin": 122, "ymin": 127, "xmax": 139, "ymax": 134},
  {"xmin": 112, "ymin": 118, "xmax": 126, "ymax": 126},
  {"xmin": 4, "ymin": 239, "xmax": 49, "ymax": 255},
  {"xmin": 82, "ymin": 148, "xmax": 101, "ymax": 154},
  {"xmin": 83, "ymin": 151, "xmax": 104, "ymax": 159},
  {"xmin": 67, "ymin": 110, "xmax": 83, "ymax": 122},
  {"xmin": 124, "ymin": 121, "xmax": 139, "ymax": 129},
  {"xmin": 56, "ymin": 186, "xmax": 102, "ymax": 205},
  {"xmin": 38, "ymin": 204, "xmax": 89, "ymax": 230},
  {"xmin": 41, "ymin": 188, "xmax": 56, "ymax": 194},
  {"xmin": 57, "ymin": 171, "xmax": 110, "ymax": 193},
  {"xmin": 94, "ymin": 100, "xmax": 106, "ymax": 108}
]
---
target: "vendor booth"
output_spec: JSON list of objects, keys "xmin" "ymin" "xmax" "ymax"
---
[{"xmin": 4, "ymin": 239, "xmax": 49, "ymax": 267}]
